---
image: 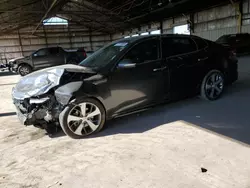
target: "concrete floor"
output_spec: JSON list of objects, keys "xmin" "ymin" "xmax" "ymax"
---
[{"xmin": 0, "ymin": 57, "xmax": 250, "ymax": 188}]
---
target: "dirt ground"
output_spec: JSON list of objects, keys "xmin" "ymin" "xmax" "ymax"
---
[{"xmin": 1, "ymin": 57, "xmax": 250, "ymax": 188}]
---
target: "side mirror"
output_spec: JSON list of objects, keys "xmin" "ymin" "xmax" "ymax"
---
[
  {"xmin": 33, "ymin": 53, "xmax": 38, "ymax": 57},
  {"xmin": 117, "ymin": 59, "xmax": 136, "ymax": 69}
]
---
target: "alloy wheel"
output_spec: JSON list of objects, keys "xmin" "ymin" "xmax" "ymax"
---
[
  {"xmin": 205, "ymin": 72, "xmax": 224, "ymax": 99},
  {"xmin": 67, "ymin": 102, "xmax": 102, "ymax": 136},
  {"xmin": 20, "ymin": 67, "xmax": 30, "ymax": 75}
]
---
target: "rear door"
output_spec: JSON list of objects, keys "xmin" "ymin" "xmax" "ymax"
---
[{"xmin": 161, "ymin": 36, "xmax": 201, "ymax": 96}]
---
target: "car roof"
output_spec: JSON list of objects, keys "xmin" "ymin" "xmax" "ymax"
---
[{"xmin": 115, "ymin": 34, "xmax": 198, "ymax": 43}]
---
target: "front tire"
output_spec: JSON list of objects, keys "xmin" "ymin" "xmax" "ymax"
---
[
  {"xmin": 59, "ymin": 98, "xmax": 106, "ymax": 139},
  {"xmin": 18, "ymin": 64, "xmax": 32, "ymax": 76},
  {"xmin": 200, "ymin": 70, "xmax": 225, "ymax": 101}
]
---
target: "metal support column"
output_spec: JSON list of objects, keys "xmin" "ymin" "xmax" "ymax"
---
[
  {"xmin": 68, "ymin": 24, "xmax": 73, "ymax": 49},
  {"xmin": 236, "ymin": 2, "xmax": 242, "ymax": 33},
  {"xmin": 160, "ymin": 20, "xmax": 163, "ymax": 34},
  {"xmin": 43, "ymin": 25, "xmax": 48, "ymax": 48},
  {"xmin": 89, "ymin": 28, "xmax": 93, "ymax": 51},
  {"xmin": 17, "ymin": 30, "xmax": 24, "ymax": 56},
  {"xmin": 109, "ymin": 34, "xmax": 112, "ymax": 42}
]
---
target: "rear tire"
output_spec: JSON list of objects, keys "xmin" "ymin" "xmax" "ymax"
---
[
  {"xmin": 200, "ymin": 70, "xmax": 225, "ymax": 101},
  {"xmin": 18, "ymin": 64, "xmax": 32, "ymax": 76},
  {"xmin": 59, "ymin": 98, "xmax": 106, "ymax": 139}
]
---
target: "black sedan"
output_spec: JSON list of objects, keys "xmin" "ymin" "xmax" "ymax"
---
[{"xmin": 12, "ymin": 35, "xmax": 238, "ymax": 139}]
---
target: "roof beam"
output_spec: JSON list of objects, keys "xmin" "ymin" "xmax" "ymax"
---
[
  {"xmin": 0, "ymin": 10, "xmax": 45, "ymax": 13},
  {"xmin": 68, "ymin": 0, "xmax": 137, "ymax": 30},
  {"xmin": 31, "ymin": 0, "xmax": 59, "ymax": 35}
]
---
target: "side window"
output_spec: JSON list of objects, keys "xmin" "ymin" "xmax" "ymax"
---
[
  {"xmin": 194, "ymin": 38, "xmax": 207, "ymax": 50},
  {"xmin": 49, "ymin": 48, "xmax": 59, "ymax": 55},
  {"xmin": 162, "ymin": 37, "xmax": 197, "ymax": 58},
  {"xmin": 35, "ymin": 49, "xmax": 49, "ymax": 57},
  {"xmin": 123, "ymin": 39, "xmax": 159, "ymax": 64}
]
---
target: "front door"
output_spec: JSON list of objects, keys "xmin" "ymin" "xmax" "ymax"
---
[
  {"xmin": 32, "ymin": 47, "xmax": 64, "ymax": 70},
  {"xmin": 32, "ymin": 48, "xmax": 51, "ymax": 70},
  {"xmin": 108, "ymin": 37, "xmax": 169, "ymax": 115}
]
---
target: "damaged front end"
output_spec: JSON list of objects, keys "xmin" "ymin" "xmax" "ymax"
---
[
  {"xmin": 12, "ymin": 65, "xmax": 92, "ymax": 134},
  {"xmin": 13, "ymin": 95, "xmax": 62, "ymax": 132}
]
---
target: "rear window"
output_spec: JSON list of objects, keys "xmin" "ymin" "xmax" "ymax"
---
[{"xmin": 194, "ymin": 37, "xmax": 207, "ymax": 49}]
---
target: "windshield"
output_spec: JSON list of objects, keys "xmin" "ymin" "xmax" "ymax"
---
[{"xmin": 79, "ymin": 41, "xmax": 130, "ymax": 69}]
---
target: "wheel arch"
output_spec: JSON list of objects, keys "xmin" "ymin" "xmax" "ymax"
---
[
  {"xmin": 17, "ymin": 63, "xmax": 33, "ymax": 70},
  {"xmin": 196, "ymin": 58, "xmax": 228, "ymax": 92},
  {"xmin": 70, "ymin": 94, "xmax": 107, "ymax": 117},
  {"xmin": 210, "ymin": 56, "xmax": 231, "ymax": 84}
]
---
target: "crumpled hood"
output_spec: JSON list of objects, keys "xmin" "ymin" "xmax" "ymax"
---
[{"xmin": 12, "ymin": 64, "xmax": 94, "ymax": 100}]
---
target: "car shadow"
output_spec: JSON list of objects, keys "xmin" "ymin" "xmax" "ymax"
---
[
  {"xmin": 0, "ymin": 83, "xmax": 17, "ymax": 86},
  {"xmin": 0, "ymin": 71, "xmax": 17, "ymax": 76},
  {"xmin": 51, "ymin": 73, "xmax": 250, "ymax": 145},
  {"xmin": 52, "ymin": 56, "xmax": 250, "ymax": 145},
  {"xmin": 0, "ymin": 112, "xmax": 16, "ymax": 117},
  {"xmin": 94, "ymin": 70, "xmax": 250, "ymax": 145},
  {"xmin": 96, "ymin": 91, "xmax": 250, "ymax": 145}
]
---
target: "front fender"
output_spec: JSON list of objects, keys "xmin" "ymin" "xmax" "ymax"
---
[
  {"xmin": 72, "ymin": 83, "xmax": 106, "ymax": 108},
  {"xmin": 54, "ymin": 81, "xmax": 83, "ymax": 106}
]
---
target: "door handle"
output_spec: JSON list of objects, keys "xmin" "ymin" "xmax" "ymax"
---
[
  {"xmin": 198, "ymin": 57, "xmax": 208, "ymax": 62},
  {"xmin": 169, "ymin": 56, "xmax": 183, "ymax": 61},
  {"xmin": 153, "ymin": 66, "xmax": 167, "ymax": 72}
]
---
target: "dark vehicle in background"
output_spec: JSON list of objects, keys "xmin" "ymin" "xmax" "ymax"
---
[
  {"xmin": 9, "ymin": 46, "xmax": 87, "ymax": 76},
  {"xmin": 216, "ymin": 33, "xmax": 250, "ymax": 56},
  {"xmin": 12, "ymin": 35, "xmax": 238, "ymax": 139},
  {"xmin": 7, "ymin": 56, "xmax": 24, "ymax": 72}
]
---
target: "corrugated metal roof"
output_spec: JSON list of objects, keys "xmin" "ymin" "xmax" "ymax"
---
[{"xmin": 0, "ymin": 0, "xmax": 236, "ymax": 35}]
